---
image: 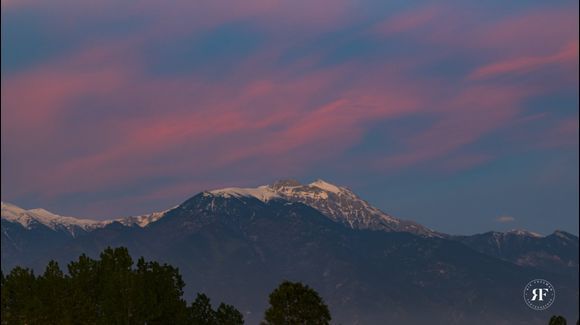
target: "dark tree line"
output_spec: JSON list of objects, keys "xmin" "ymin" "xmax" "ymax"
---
[
  {"xmin": 0, "ymin": 247, "xmax": 332, "ymax": 325},
  {"xmin": 0, "ymin": 247, "xmax": 242, "ymax": 325}
]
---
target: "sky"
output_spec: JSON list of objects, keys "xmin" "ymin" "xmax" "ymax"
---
[{"xmin": 1, "ymin": 0, "xmax": 578, "ymax": 235}]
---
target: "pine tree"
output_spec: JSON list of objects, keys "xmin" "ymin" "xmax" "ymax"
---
[
  {"xmin": 133, "ymin": 258, "xmax": 188, "ymax": 324},
  {"xmin": 97, "ymin": 247, "xmax": 135, "ymax": 324},
  {"xmin": 190, "ymin": 293, "xmax": 217, "ymax": 324},
  {"xmin": 37, "ymin": 261, "xmax": 68, "ymax": 324},
  {"xmin": 216, "ymin": 302, "xmax": 244, "ymax": 325},
  {"xmin": 3, "ymin": 267, "xmax": 41, "ymax": 324},
  {"xmin": 67, "ymin": 254, "xmax": 100, "ymax": 323}
]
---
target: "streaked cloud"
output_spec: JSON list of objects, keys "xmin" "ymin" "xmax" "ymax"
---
[{"xmin": 470, "ymin": 41, "xmax": 579, "ymax": 80}]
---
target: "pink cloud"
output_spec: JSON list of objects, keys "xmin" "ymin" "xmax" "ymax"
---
[
  {"xmin": 3, "ymin": 22, "xmax": 574, "ymax": 200},
  {"xmin": 366, "ymin": 5, "xmax": 578, "ymax": 173},
  {"xmin": 374, "ymin": 6, "xmax": 578, "ymax": 62},
  {"xmin": 379, "ymin": 84, "xmax": 530, "ymax": 170},
  {"xmin": 470, "ymin": 41, "xmax": 579, "ymax": 79},
  {"xmin": 476, "ymin": 9, "xmax": 579, "ymax": 55},
  {"xmin": 3, "ymin": 42, "xmax": 433, "ymax": 198}
]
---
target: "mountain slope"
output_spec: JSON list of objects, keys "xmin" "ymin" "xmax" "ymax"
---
[{"xmin": 454, "ymin": 230, "xmax": 579, "ymax": 275}]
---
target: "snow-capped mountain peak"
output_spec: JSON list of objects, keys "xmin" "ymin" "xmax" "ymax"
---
[
  {"xmin": 207, "ymin": 179, "xmax": 439, "ymax": 237},
  {"xmin": 308, "ymin": 179, "xmax": 343, "ymax": 194},
  {"xmin": 271, "ymin": 179, "xmax": 438, "ymax": 236},
  {"xmin": 207, "ymin": 185, "xmax": 280, "ymax": 202},
  {"xmin": 272, "ymin": 179, "xmax": 358, "ymax": 201},
  {"xmin": 505, "ymin": 229, "xmax": 543, "ymax": 238}
]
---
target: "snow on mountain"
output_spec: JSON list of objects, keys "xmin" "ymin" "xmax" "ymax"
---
[
  {"xmin": 1, "ymin": 201, "xmax": 106, "ymax": 235},
  {"xmin": 309, "ymin": 179, "xmax": 342, "ymax": 194},
  {"xmin": 504, "ymin": 229, "xmax": 543, "ymax": 238},
  {"xmin": 115, "ymin": 209, "xmax": 175, "ymax": 227},
  {"xmin": 207, "ymin": 186, "xmax": 280, "ymax": 202},
  {"xmin": 272, "ymin": 179, "xmax": 440, "ymax": 237},
  {"xmin": 207, "ymin": 179, "xmax": 440, "ymax": 237},
  {"xmin": 470, "ymin": 229, "xmax": 545, "ymax": 244},
  {"xmin": 1, "ymin": 202, "xmax": 170, "ymax": 236}
]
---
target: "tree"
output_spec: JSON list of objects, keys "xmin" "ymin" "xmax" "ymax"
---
[
  {"xmin": 263, "ymin": 281, "xmax": 331, "ymax": 325},
  {"xmin": 1, "ymin": 247, "xmax": 243, "ymax": 325},
  {"xmin": 2, "ymin": 267, "xmax": 41, "ymax": 324},
  {"xmin": 37, "ymin": 261, "xmax": 68, "ymax": 324},
  {"xmin": 133, "ymin": 258, "xmax": 188, "ymax": 324},
  {"xmin": 0, "ymin": 270, "xmax": 6, "ymax": 325},
  {"xmin": 549, "ymin": 315, "xmax": 567, "ymax": 325},
  {"xmin": 188, "ymin": 293, "xmax": 245, "ymax": 325},
  {"xmin": 216, "ymin": 303, "xmax": 244, "ymax": 325},
  {"xmin": 190, "ymin": 293, "xmax": 217, "ymax": 324},
  {"xmin": 67, "ymin": 253, "xmax": 100, "ymax": 323},
  {"xmin": 97, "ymin": 247, "xmax": 135, "ymax": 324}
]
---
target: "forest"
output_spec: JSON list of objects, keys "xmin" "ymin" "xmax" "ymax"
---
[{"xmin": 0, "ymin": 247, "xmax": 330, "ymax": 325}]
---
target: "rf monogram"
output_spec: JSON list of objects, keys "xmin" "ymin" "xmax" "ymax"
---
[
  {"xmin": 531, "ymin": 288, "xmax": 548, "ymax": 301},
  {"xmin": 524, "ymin": 279, "xmax": 555, "ymax": 310}
]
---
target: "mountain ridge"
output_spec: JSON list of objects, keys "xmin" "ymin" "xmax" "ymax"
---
[
  {"xmin": 2, "ymin": 179, "xmax": 577, "ymax": 239},
  {"xmin": 1, "ymin": 201, "xmax": 174, "ymax": 236}
]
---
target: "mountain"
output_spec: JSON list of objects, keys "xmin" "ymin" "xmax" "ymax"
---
[
  {"xmin": 208, "ymin": 179, "xmax": 439, "ymax": 237},
  {"xmin": 2, "ymin": 178, "xmax": 436, "ymax": 238},
  {"xmin": 1, "ymin": 180, "xmax": 578, "ymax": 324},
  {"xmin": 454, "ymin": 229, "xmax": 579, "ymax": 275}
]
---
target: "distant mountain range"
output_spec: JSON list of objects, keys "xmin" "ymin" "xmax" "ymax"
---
[{"xmin": 2, "ymin": 179, "xmax": 578, "ymax": 324}]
